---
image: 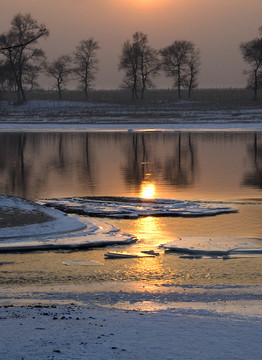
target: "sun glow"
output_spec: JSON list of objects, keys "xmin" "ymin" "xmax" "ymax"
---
[
  {"xmin": 127, "ymin": 0, "xmax": 166, "ymax": 9},
  {"xmin": 141, "ymin": 182, "xmax": 156, "ymax": 199}
]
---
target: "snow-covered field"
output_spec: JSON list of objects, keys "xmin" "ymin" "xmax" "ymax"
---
[
  {"xmin": 0, "ymin": 100, "xmax": 262, "ymax": 360},
  {"xmin": 1, "ymin": 99, "xmax": 262, "ymax": 131}
]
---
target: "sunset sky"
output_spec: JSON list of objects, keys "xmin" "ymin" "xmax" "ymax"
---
[{"xmin": 1, "ymin": 0, "xmax": 262, "ymax": 89}]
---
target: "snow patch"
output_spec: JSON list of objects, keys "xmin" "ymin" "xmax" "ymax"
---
[{"xmin": 0, "ymin": 195, "xmax": 86, "ymax": 239}]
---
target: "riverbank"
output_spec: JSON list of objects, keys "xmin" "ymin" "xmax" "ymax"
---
[{"xmin": 1, "ymin": 96, "xmax": 262, "ymax": 132}]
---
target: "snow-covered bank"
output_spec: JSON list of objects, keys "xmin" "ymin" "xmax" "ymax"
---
[
  {"xmin": 1, "ymin": 122, "xmax": 262, "ymax": 132},
  {"xmin": 0, "ymin": 195, "xmax": 86, "ymax": 238},
  {"xmin": 0, "ymin": 196, "xmax": 136, "ymax": 252},
  {"xmin": 1, "ymin": 99, "xmax": 262, "ymax": 131}
]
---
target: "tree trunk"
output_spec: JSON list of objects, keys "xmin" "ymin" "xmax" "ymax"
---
[
  {"xmin": 84, "ymin": 86, "xmax": 88, "ymax": 101},
  {"xmin": 177, "ymin": 66, "xmax": 181, "ymax": 99},
  {"xmin": 254, "ymin": 69, "xmax": 258, "ymax": 101},
  {"xmin": 58, "ymin": 83, "xmax": 62, "ymax": 100},
  {"xmin": 188, "ymin": 86, "xmax": 191, "ymax": 99},
  {"xmin": 141, "ymin": 85, "xmax": 145, "ymax": 100}
]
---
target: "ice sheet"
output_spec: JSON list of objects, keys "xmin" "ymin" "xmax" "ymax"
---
[
  {"xmin": 163, "ymin": 236, "xmax": 262, "ymax": 257},
  {"xmin": 41, "ymin": 196, "xmax": 238, "ymax": 219}
]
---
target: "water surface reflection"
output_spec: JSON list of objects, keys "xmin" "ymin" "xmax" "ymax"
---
[
  {"xmin": 0, "ymin": 131, "xmax": 261, "ymax": 201},
  {"xmin": 1, "ymin": 131, "xmax": 262, "ymax": 289}
]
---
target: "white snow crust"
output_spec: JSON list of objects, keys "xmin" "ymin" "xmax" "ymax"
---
[
  {"xmin": 0, "ymin": 304, "xmax": 261, "ymax": 360},
  {"xmin": 41, "ymin": 196, "xmax": 238, "ymax": 219},
  {"xmin": 0, "ymin": 282, "xmax": 262, "ymax": 360},
  {"xmin": 0, "ymin": 195, "xmax": 86, "ymax": 239},
  {"xmin": 0, "ymin": 196, "xmax": 136, "ymax": 252}
]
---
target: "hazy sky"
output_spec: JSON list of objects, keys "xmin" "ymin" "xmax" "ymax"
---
[{"xmin": 1, "ymin": 0, "xmax": 262, "ymax": 89}]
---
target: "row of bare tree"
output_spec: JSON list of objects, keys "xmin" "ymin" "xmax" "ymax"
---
[
  {"xmin": 1, "ymin": 13, "xmax": 262, "ymax": 104},
  {"xmin": 0, "ymin": 13, "xmax": 201, "ymax": 104},
  {"xmin": 119, "ymin": 32, "xmax": 200, "ymax": 101}
]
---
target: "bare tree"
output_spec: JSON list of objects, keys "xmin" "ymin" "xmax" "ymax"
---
[
  {"xmin": 160, "ymin": 40, "xmax": 198, "ymax": 99},
  {"xmin": 119, "ymin": 37, "xmax": 140, "ymax": 100},
  {"xmin": 44, "ymin": 55, "xmax": 72, "ymax": 100},
  {"xmin": 119, "ymin": 32, "xmax": 160, "ymax": 100},
  {"xmin": 240, "ymin": 31, "xmax": 262, "ymax": 100},
  {"xmin": 139, "ymin": 40, "xmax": 160, "ymax": 100},
  {"xmin": 74, "ymin": 39, "xmax": 99, "ymax": 100},
  {"xmin": 0, "ymin": 13, "xmax": 49, "ymax": 104},
  {"xmin": 184, "ymin": 47, "xmax": 201, "ymax": 99}
]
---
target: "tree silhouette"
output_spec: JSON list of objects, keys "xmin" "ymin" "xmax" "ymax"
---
[
  {"xmin": 240, "ymin": 28, "xmax": 262, "ymax": 100},
  {"xmin": 119, "ymin": 32, "xmax": 160, "ymax": 100},
  {"xmin": 160, "ymin": 40, "xmax": 200, "ymax": 99},
  {"xmin": 44, "ymin": 55, "xmax": 72, "ymax": 100},
  {"xmin": 74, "ymin": 39, "xmax": 99, "ymax": 100},
  {"xmin": 0, "ymin": 13, "xmax": 49, "ymax": 104}
]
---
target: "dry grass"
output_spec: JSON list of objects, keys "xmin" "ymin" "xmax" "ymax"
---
[{"xmin": 1, "ymin": 88, "xmax": 262, "ymax": 110}]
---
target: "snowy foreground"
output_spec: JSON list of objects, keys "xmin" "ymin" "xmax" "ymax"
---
[{"xmin": 1, "ymin": 298, "xmax": 262, "ymax": 360}]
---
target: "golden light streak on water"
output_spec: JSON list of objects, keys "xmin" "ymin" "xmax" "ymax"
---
[{"xmin": 140, "ymin": 182, "xmax": 156, "ymax": 199}]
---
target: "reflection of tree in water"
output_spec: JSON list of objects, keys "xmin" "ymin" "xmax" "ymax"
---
[
  {"xmin": 0, "ymin": 133, "xmax": 96, "ymax": 199},
  {"xmin": 163, "ymin": 132, "xmax": 196, "ymax": 187},
  {"xmin": 122, "ymin": 133, "xmax": 151, "ymax": 190},
  {"xmin": 242, "ymin": 133, "xmax": 262, "ymax": 189},
  {"xmin": 122, "ymin": 132, "xmax": 197, "ymax": 190},
  {"xmin": 0, "ymin": 133, "xmax": 31, "ymax": 198}
]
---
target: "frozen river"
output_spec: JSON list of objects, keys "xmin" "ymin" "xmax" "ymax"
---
[{"xmin": 0, "ymin": 130, "xmax": 261, "ymax": 289}]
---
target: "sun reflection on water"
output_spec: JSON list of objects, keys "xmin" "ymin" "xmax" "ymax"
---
[
  {"xmin": 135, "ymin": 216, "xmax": 162, "ymax": 245},
  {"xmin": 141, "ymin": 182, "xmax": 156, "ymax": 199}
]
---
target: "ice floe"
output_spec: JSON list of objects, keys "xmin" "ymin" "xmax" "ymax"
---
[
  {"xmin": 41, "ymin": 196, "xmax": 238, "ymax": 219},
  {"xmin": 104, "ymin": 251, "xmax": 159, "ymax": 259},
  {"xmin": 163, "ymin": 236, "xmax": 262, "ymax": 258},
  {"xmin": 62, "ymin": 260, "xmax": 103, "ymax": 266}
]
